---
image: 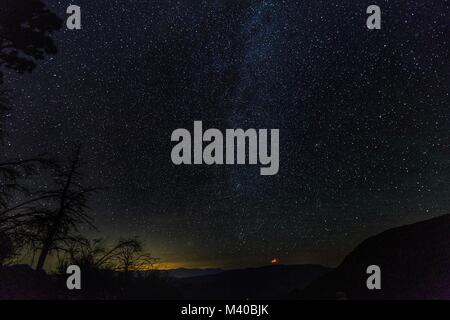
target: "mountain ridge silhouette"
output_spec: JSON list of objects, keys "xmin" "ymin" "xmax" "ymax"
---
[{"xmin": 300, "ymin": 213, "xmax": 450, "ymax": 299}]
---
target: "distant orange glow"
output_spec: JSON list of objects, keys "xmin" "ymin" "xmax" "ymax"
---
[
  {"xmin": 148, "ymin": 258, "xmax": 284, "ymax": 270},
  {"xmin": 151, "ymin": 262, "xmax": 191, "ymax": 270},
  {"xmin": 152, "ymin": 261, "xmax": 223, "ymax": 270}
]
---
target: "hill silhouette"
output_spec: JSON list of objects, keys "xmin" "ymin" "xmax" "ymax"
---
[
  {"xmin": 165, "ymin": 268, "xmax": 223, "ymax": 279},
  {"xmin": 300, "ymin": 214, "xmax": 450, "ymax": 300},
  {"xmin": 177, "ymin": 264, "xmax": 330, "ymax": 299}
]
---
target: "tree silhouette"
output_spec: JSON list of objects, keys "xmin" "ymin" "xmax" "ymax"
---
[
  {"xmin": 113, "ymin": 238, "xmax": 157, "ymax": 273},
  {"xmin": 0, "ymin": 89, "xmax": 8, "ymax": 142},
  {"xmin": 0, "ymin": 230, "xmax": 14, "ymax": 264},
  {"xmin": 0, "ymin": 0, "xmax": 62, "ymax": 84},
  {"xmin": 0, "ymin": 0, "xmax": 61, "ymax": 137},
  {"xmin": 31, "ymin": 146, "xmax": 99, "ymax": 270},
  {"xmin": 56, "ymin": 238, "xmax": 165, "ymax": 299},
  {"xmin": 0, "ymin": 0, "xmax": 61, "ymax": 264},
  {"xmin": 0, "ymin": 149, "xmax": 55, "ymax": 265},
  {"xmin": 57, "ymin": 237, "xmax": 157, "ymax": 272},
  {"xmin": 0, "ymin": 99, "xmax": 58, "ymax": 260}
]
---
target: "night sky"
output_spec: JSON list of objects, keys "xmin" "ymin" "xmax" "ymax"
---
[{"xmin": 3, "ymin": 0, "xmax": 449, "ymax": 269}]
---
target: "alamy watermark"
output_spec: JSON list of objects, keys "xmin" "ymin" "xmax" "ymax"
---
[{"xmin": 171, "ymin": 121, "xmax": 279, "ymax": 176}]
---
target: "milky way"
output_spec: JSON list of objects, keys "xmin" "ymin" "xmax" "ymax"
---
[{"xmin": 3, "ymin": 0, "xmax": 449, "ymax": 268}]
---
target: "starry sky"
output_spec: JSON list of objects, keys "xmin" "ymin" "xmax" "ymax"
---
[{"xmin": 3, "ymin": 0, "xmax": 449, "ymax": 269}]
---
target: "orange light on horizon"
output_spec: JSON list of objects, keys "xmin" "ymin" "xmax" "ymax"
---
[{"xmin": 271, "ymin": 258, "xmax": 279, "ymax": 265}]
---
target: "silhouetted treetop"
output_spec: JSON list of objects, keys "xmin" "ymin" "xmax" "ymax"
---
[
  {"xmin": 0, "ymin": 0, "xmax": 62, "ymax": 83},
  {"xmin": 0, "ymin": 90, "xmax": 8, "ymax": 141}
]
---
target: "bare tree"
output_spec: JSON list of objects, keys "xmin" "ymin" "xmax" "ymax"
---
[
  {"xmin": 33, "ymin": 146, "xmax": 98, "ymax": 270},
  {"xmin": 0, "ymin": 231, "xmax": 14, "ymax": 264},
  {"xmin": 0, "ymin": 89, "xmax": 8, "ymax": 142},
  {"xmin": 57, "ymin": 237, "xmax": 157, "ymax": 273},
  {"xmin": 113, "ymin": 238, "xmax": 157, "ymax": 273},
  {"xmin": 56, "ymin": 238, "xmax": 107, "ymax": 272},
  {"xmin": 0, "ymin": 1, "xmax": 62, "ymax": 265},
  {"xmin": 0, "ymin": 115, "xmax": 56, "ymax": 264}
]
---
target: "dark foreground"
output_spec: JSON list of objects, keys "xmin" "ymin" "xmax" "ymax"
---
[{"xmin": 2, "ymin": 214, "xmax": 450, "ymax": 300}]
